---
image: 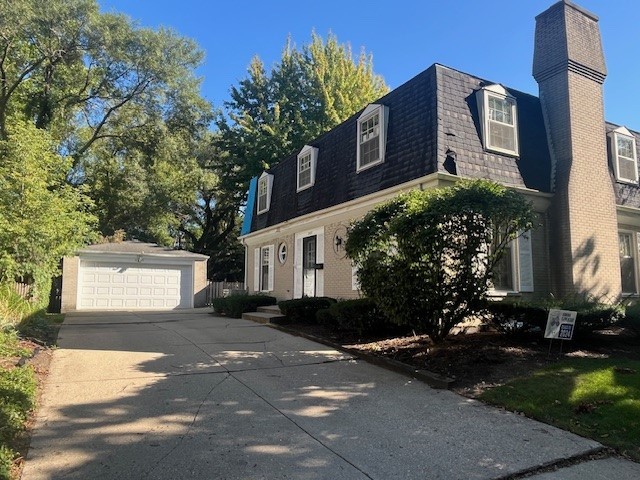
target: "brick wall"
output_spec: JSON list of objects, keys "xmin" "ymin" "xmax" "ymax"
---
[
  {"xmin": 534, "ymin": 1, "xmax": 622, "ymax": 301},
  {"xmin": 61, "ymin": 256, "xmax": 79, "ymax": 313}
]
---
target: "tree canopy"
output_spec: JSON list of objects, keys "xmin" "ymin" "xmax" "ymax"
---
[{"xmin": 346, "ymin": 180, "xmax": 537, "ymax": 342}]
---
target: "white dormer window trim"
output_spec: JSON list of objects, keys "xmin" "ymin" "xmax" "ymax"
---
[
  {"xmin": 296, "ymin": 145, "xmax": 319, "ymax": 192},
  {"xmin": 476, "ymin": 84, "xmax": 519, "ymax": 157},
  {"xmin": 610, "ymin": 127, "xmax": 638, "ymax": 184},
  {"xmin": 257, "ymin": 171, "xmax": 274, "ymax": 215},
  {"xmin": 356, "ymin": 103, "xmax": 389, "ymax": 172}
]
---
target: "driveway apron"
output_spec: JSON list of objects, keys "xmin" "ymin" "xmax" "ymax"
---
[{"xmin": 22, "ymin": 310, "xmax": 626, "ymax": 479}]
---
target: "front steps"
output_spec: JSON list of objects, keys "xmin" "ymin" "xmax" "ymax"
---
[{"xmin": 242, "ymin": 304, "xmax": 286, "ymax": 324}]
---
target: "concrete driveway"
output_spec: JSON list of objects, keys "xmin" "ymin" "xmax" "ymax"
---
[{"xmin": 22, "ymin": 310, "xmax": 639, "ymax": 479}]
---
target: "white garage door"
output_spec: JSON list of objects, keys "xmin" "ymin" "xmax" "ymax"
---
[{"xmin": 78, "ymin": 261, "xmax": 192, "ymax": 310}]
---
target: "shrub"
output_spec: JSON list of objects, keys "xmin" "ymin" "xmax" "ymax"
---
[
  {"xmin": 326, "ymin": 298, "xmax": 398, "ymax": 335},
  {"xmin": 278, "ymin": 297, "xmax": 337, "ymax": 324},
  {"xmin": 212, "ymin": 295, "xmax": 276, "ymax": 318},
  {"xmin": 485, "ymin": 301, "xmax": 547, "ymax": 334},
  {"xmin": 0, "ymin": 284, "xmax": 37, "ymax": 327},
  {"xmin": 346, "ymin": 179, "xmax": 536, "ymax": 342},
  {"xmin": 315, "ymin": 308, "xmax": 334, "ymax": 326},
  {"xmin": 555, "ymin": 297, "xmax": 624, "ymax": 336},
  {"xmin": 622, "ymin": 303, "xmax": 640, "ymax": 335}
]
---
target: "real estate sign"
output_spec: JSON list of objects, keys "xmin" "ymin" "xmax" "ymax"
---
[{"xmin": 544, "ymin": 309, "xmax": 578, "ymax": 340}]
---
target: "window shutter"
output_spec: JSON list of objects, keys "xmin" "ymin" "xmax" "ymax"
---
[
  {"xmin": 253, "ymin": 248, "xmax": 260, "ymax": 292},
  {"xmin": 293, "ymin": 236, "xmax": 303, "ymax": 298},
  {"xmin": 267, "ymin": 245, "xmax": 275, "ymax": 291},
  {"xmin": 352, "ymin": 265, "xmax": 360, "ymax": 291},
  {"xmin": 518, "ymin": 231, "xmax": 534, "ymax": 292}
]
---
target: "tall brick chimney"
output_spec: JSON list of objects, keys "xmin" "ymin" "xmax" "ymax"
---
[{"xmin": 533, "ymin": 0, "xmax": 621, "ymax": 300}]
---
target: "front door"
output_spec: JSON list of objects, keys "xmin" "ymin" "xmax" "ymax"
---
[{"xmin": 302, "ymin": 236, "xmax": 317, "ymax": 297}]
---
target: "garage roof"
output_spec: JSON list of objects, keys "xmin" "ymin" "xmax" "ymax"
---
[{"xmin": 79, "ymin": 241, "xmax": 209, "ymax": 260}]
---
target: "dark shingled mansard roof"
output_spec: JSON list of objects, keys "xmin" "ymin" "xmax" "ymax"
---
[{"xmin": 249, "ymin": 63, "xmax": 639, "ymax": 233}]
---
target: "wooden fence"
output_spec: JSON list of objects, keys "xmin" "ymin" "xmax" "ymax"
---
[{"xmin": 205, "ymin": 281, "xmax": 245, "ymax": 305}]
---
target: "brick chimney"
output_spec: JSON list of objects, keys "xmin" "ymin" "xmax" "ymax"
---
[{"xmin": 533, "ymin": 0, "xmax": 621, "ymax": 300}]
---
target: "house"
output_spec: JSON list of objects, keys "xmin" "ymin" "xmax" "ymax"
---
[
  {"xmin": 60, "ymin": 241, "xmax": 209, "ymax": 312},
  {"xmin": 240, "ymin": 0, "xmax": 640, "ymax": 304}
]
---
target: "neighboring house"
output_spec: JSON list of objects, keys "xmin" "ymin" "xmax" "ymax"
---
[
  {"xmin": 60, "ymin": 241, "xmax": 209, "ymax": 312},
  {"xmin": 240, "ymin": 0, "xmax": 639, "ymax": 304}
]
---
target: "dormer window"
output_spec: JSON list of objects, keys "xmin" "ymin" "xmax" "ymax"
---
[
  {"xmin": 610, "ymin": 127, "xmax": 638, "ymax": 184},
  {"xmin": 476, "ymin": 85, "xmax": 519, "ymax": 156},
  {"xmin": 297, "ymin": 145, "xmax": 318, "ymax": 192},
  {"xmin": 357, "ymin": 104, "xmax": 389, "ymax": 172},
  {"xmin": 257, "ymin": 172, "xmax": 274, "ymax": 215}
]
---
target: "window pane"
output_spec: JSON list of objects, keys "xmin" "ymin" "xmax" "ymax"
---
[
  {"xmin": 489, "ymin": 96, "xmax": 513, "ymax": 125},
  {"xmin": 619, "ymin": 158, "xmax": 637, "ymax": 182},
  {"xmin": 360, "ymin": 137, "xmax": 380, "ymax": 166},
  {"xmin": 261, "ymin": 248, "xmax": 270, "ymax": 290},
  {"xmin": 298, "ymin": 153, "xmax": 312, "ymax": 187},
  {"xmin": 493, "ymin": 245, "xmax": 514, "ymax": 291},
  {"xmin": 618, "ymin": 136, "xmax": 635, "ymax": 159},
  {"xmin": 619, "ymin": 233, "xmax": 637, "ymax": 294},
  {"xmin": 258, "ymin": 178, "xmax": 268, "ymax": 211},
  {"xmin": 489, "ymin": 122, "xmax": 515, "ymax": 151}
]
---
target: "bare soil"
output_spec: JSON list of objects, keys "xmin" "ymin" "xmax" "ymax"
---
[{"xmin": 285, "ymin": 323, "xmax": 640, "ymax": 397}]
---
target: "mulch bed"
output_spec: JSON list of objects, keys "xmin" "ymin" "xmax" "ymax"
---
[{"xmin": 282, "ymin": 323, "xmax": 640, "ymax": 397}]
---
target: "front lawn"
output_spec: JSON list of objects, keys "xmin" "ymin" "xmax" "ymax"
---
[{"xmin": 480, "ymin": 358, "xmax": 640, "ymax": 461}]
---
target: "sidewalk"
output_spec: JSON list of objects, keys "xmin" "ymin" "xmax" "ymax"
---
[{"xmin": 22, "ymin": 310, "xmax": 639, "ymax": 479}]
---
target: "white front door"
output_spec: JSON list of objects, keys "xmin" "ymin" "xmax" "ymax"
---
[{"xmin": 294, "ymin": 227, "xmax": 324, "ymax": 298}]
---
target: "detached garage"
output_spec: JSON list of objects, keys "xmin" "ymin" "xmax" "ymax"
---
[{"xmin": 61, "ymin": 242, "xmax": 209, "ymax": 312}]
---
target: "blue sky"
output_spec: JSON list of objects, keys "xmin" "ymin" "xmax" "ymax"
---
[{"xmin": 98, "ymin": 0, "xmax": 639, "ymax": 128}]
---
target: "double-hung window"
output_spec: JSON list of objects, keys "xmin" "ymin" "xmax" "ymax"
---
[
  {"xmin": 610, "ymin": 127, "xmax": 638, "ymax": 184},
  {"xmin": 257, "ymin": 172, "xmax": 274, "ymax": 214},
  {"xmin": 253, "ymin": 245, "xmax": 274, "ymax": 292},
  {"xmin": 476, "ymin": 85, "xmax": 519, "ymax": 156},
  {"xmin": 356, "ymin": 104, "xmax": 389, "ymax": 172},
  {"xmin": 619, "ymin": 231, "xmax": 638, "ymax": 295},
  {"xmin": 488, "ymin": 229, "xmax": 534, "ymax": 294},
  {"xmin": 296, "ymin": 146, "xmax": 318, "ymax": 192}
]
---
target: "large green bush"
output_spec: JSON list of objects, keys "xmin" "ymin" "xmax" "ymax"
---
[
  {"xmin": 346, "ymin": 179, "xmax": 536, "ymax": 342},
  {"xmin": 278, "ymin": 297, "xmax": 337, "ymax": 324},
  {"xmin": 323, "ymin": 298, "xmax": 398, "ymax": 335},
  {"xmin": 212, "ymin": 295, "xmax": 276, "ymax": 318}
]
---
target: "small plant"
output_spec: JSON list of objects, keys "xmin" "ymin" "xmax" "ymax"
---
[
  {"xmin": 622, "ymin": 303, "xmax": 640, "ymax": 335},
  {"xmin": 278, "ymin": 297, "xmax": 337, "ymax": 324},
  {"xmin": 211, "ymin": 294, "xmax": 276, "ymax": 318}
]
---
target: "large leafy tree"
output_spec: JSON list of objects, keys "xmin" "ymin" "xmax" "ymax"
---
[
  {"xmin": 216, "ymin": 32, "xmax": 389, "ymax": 184},
  {"xmin": 346, "ymin": 180, "xmax": 537, "ymax": 343},
  {"xmin": 0, "ymin": 121, "xmax": 96, "ymax": 301}
]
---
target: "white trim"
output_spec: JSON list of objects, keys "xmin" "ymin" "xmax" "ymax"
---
[
  {"xmin": 253, "ymin": 248, "xmax": 260, "ymax": 292},
  {"xmin": 296, "ymin": 145, "xmax": 319, "ymax": 192},
  {"xmin": 240, "ymin": 172, "xmax": 552, "ymax": 243},
  {"xmin": 356, "ymin": 104, "xmax": 389, "ymax": 172},
  {"xmin": 476, "ymin": 84, "xmax": 519, "ymax": 157},
  {"xmin": 517, "ymin": 230, "xmax": 534, "ymax": 292},
  {"xmin": 610, "ymin": 127, "xmax": 638, "ymax": 184},
  {"xmin": 294, "ymin": 227, "xmax": 325, "ymax": 299},
  {"xmin": 257, "ymin": 172, "xmax": 274, "ymax": 215}
]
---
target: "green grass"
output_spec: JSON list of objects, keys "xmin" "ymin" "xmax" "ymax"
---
[
  {"xmin": 480, "ymin": 358, "xmax": 640, "ymax": 460},
  {"xmin": 0, "ymin": 330, "xmax": 29, "ymax": 359}
]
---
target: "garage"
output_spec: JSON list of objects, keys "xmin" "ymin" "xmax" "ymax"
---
[{"xmin": 61, "ymin": 241, "xmax": 209, "ymax": 312}]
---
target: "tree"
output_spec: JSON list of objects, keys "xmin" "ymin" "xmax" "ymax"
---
[
  {"xmin": 346, "ymin": 180, "xmax": 537, "ymax": 343},
  {"xmin": 0, "ymin": 121, "xmax": 96, "ymax": 301},
  {"xmin": 0, "ymin": 0, "xmax": 208, "ymax": 166},
  {"xmin": 216, "ymin": 32, "xmax": 389, "ymax": 189}
]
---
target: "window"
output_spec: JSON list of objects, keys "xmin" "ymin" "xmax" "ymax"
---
[
  {"xmin": 489, "ymin": 230, "xmax": 534, "ymax": 294},
  {"xmin": 619, "ymin": 232, "xmax": 638, "ymax": 294},
  {"xmin": 253, "ymin": 245, "xmax": 274, "ymax": 292},
  {"xmin": 610, "ymin": 127, "xmax": 638, "ymax": 184},
  {"xmin": 257, "ymin": 172, "xmax": 274, "ymax": 214},
  {"xmin": 476, "ymin": 85, "xmax": 519, "ymax": 156},
  {"xmin": 296, "ymin": 146, "xmax": 318, "ymax": 192},
  {"xmin": 356, "ymin": 104, "xmax": 389, "ymax": 172},
  {"xmin": 278, "ymin": 242, "xmax": 287, "ymax": 264}
]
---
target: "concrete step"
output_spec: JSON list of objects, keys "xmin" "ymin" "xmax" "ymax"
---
[
  {"xmin": 257, "ymin": 304, "xmax": 282, "ymax": 314},
  {"xmin": 242, "ymin": 311, "xmax": 286, "ymax": 324}
]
